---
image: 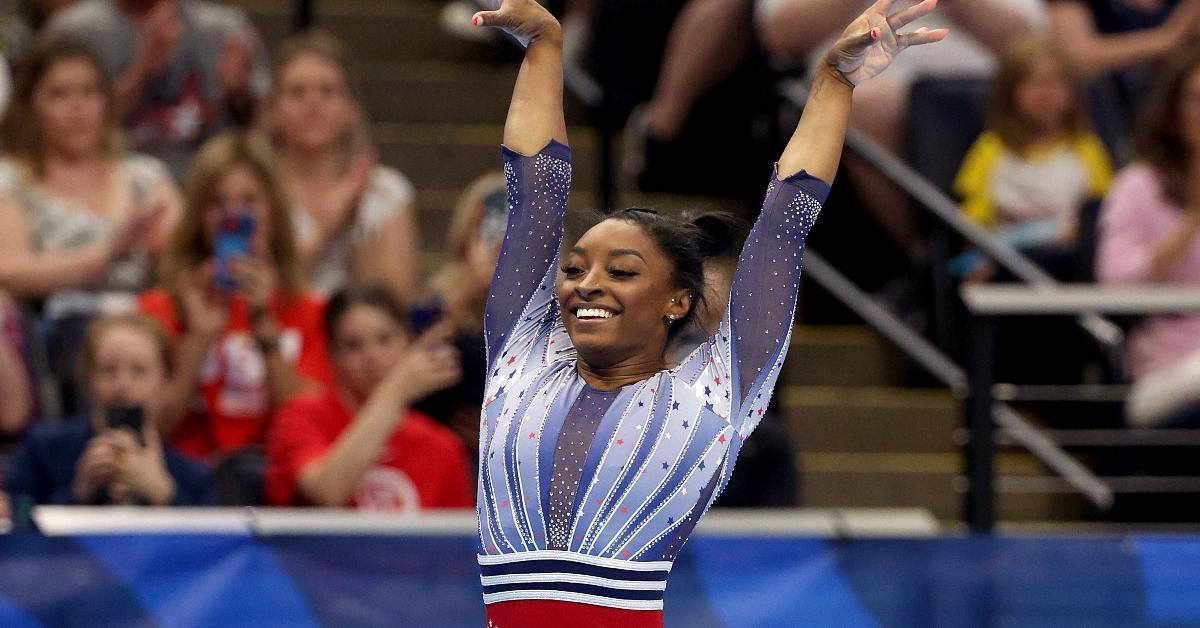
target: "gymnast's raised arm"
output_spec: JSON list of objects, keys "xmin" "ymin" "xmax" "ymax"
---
[
  {"xmin": 474, "ymin": 0, "xmax": 574, "ymax": 364},
  {"xmin": 725, "ymin": 0, "xmax": 947, "ymax": 410}
]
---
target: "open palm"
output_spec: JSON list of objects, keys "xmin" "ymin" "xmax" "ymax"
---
[{"xmin": 827, "ymin": 0, "xmax": 948, "ymax": 85}]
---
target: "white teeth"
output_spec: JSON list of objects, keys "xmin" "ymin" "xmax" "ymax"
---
[{"xmin": 575, "ymin": 307, "xmax": 613, "ymax": 319}]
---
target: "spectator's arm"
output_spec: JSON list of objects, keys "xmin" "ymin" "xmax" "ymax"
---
[
  {"xmin": 1048, "ymin": 0, "xmax": 1199, "ymax": 74},
  {"xmin": 756, "ymin": 0, "xmax": 862, "ymax": 63},
  {"xmin": 0, "ymin": 197, "xmax": 121, "ymax": 299},
  {"xmin": 939, "ymin": 0, "xmax": 1034, "ymax": 55},
  {"xmin": 297, "ymin": 325, "xmax": 460, "ymax": 507},
  {"xmin": 1096, "ymin": 168, "xmax": 1200, "ymax": 284},
  {"xmin": 350, "ymin": 200, "xmax": 420, "ymax": 306},
  {"xmin": 0, "ymin": 333, "xmax": 31, "ymax": 437}
]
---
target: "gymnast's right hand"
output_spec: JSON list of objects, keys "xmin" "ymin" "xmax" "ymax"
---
[
  {"xmin": 825, "ymin": 0, "xmax": 948, "ymax": 86},
  {"xmin": 472, "ymin": 0, "xmax": 562, "ymax": 46}
]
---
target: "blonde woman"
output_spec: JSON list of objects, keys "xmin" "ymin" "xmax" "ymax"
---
[
  {"xmin": 267, "ymin": 30, "xmax": 420, "ymax": 304},
  {"xmin": 139, "ymin": 132, "xmax": 332, "ymax": 461}
]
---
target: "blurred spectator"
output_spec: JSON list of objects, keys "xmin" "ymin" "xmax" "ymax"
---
[
  {"xmin": 0, "ymin": 291, "xmax": 32, "ymax": 436},
  {"xmin": 760, "ymin": 0, "xmax": 1044, "ymax": 259},
  {"xmin": 1096, "ymin": 47, "xmax": 1200, "ymax": 427},
  {"xmin": 267, "ymin": 31, "xmax": 420, "ymax": 304},
  {"xmin": 1047, "ymin": 0, "xmax": 1199, "ymax": 74},
  {"xmin": 266, "ymin": 285, "xmax": 471, "ymax": 511},
  {"xmin": 1047, "ymin": 0, "xmax": 1200, "ymax": 155},
  {"xmin": 0, "ymin": 35, "xmax": 180, "ymax": 301},
  {"xmin": 0, "ymin": 35, "xmax": 181, "ymax": 415},
  {"xmin": 46, "ymin": 0, "xmax": 269, "ymax": 180},
  {"xmin": 953, "ymin": 38, "xmax": 1114, "ymax": 282},
  {"xmin": 139, "ymin": 132, "xmax": 332, "ymax": 461},
  {"xmin": 3, "ymin": 313, "xmax": 214, "ymax": 505},
  {"xmin": 414, "ymin": 172, "xmax": 506, "ymax": 457}
]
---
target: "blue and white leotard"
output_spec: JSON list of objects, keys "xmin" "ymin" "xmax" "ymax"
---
[{"xmin": 477, "ymin": 140, "xmax": 828, "ymax": 612}]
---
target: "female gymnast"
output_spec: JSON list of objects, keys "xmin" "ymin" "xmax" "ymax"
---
[{"xmin": 472, "ymin": 1, "xmax": 946, "ymax": 625}]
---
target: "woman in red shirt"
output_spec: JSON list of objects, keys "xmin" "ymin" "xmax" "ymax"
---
[
  {"xmin": 140, "ymin": 132, "xmax": 333, "ymax": 460},
  {"xmin": 266, "ymin": 285, "xmax": 472, "ymax": 510}
]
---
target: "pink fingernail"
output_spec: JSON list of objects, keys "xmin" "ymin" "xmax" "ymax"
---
[
  {"xmin": 473, "ymin": 15, "xmax": 481, "ymax": 26},
  {"xmin": 871, "ymin": 27, "xmax": 880, "ymax": 40}
]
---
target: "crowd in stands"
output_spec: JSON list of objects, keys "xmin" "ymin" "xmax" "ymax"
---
[{"xmin": 0, "ymin": 0, "xmax": 1199, "ymax": 522}]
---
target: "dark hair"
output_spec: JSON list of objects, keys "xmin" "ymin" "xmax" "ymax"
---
[
  {"xmin": 601, "ymin": 208, "xmax": 741, "ymax": 340},
  {"xmin": 324, "ymin": 284, "xmax": 410, "ymax": 345},
  {"xmin": 1135, "ymin": 45, "xmax": 1200, "ymax": 206}
]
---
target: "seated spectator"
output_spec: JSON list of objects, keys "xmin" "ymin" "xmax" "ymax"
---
[
  {"xmin": 414, "ymin": 172, "xmax": 506, "ymax": 456},
  {"xmin": 46, "ymin": 0, "xmax": 269, "ymax": 180},
  {"xmin": 266, "ymin": 285, "xmax": 471, "ymax": 511},
  {"xmin": 953, "ymin": 38, "xmax": 1114, "ymax": 282},
  {"xmin": 630, "ymin": 0, "xmax": 1043, "ymax": 256},
  {"xmin": 0, "ymin": 35, "xmax": 180, "ymax": 302},
  {"xmin": 1097, "ymin": 47, "xmax": 1200, "ymax": 427},
  {"xmin": 0, "ymin": 35, "xmax": 181, "ymax": 414},
  {"xmin": 1047, "ymin": 0, "xmax": 1200, "ymax": 155},
  {"xmin": 3, "ymin": 313, "xmax": 214, "ymax": 505},
  {"xmin": 268, "ymin": 31, "xmax": 420, "ymax": 304},
  {"xmin": 140, "ymin": 132, "xmax": 332, "ymax": 461},
  {"xmin": 0, "ymin": 291, "xmax": 32, "ymax": 437},
  {"xmin": 1047, "ymin": 0, "xmax": 1199, "ymax": 79}
]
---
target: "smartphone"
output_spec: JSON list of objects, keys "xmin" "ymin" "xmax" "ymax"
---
[
  {"xmin": 410, "ymin": 302, "xmax": 443, "ymax": 335},
  {"xmin": 480, "ymin": 189, "xmax": 509, "ymax": 244},
  {"xmin": 105, "ymin": 405, "xmax": 144, "ymax": 444},
  {"xmin": 214, "ymin": 210, "xmax": 255, "ymax": 290}
]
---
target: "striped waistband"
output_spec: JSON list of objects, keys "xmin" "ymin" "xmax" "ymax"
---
[{"xmin": 478, "ymin": 550, "xmax": 673, "ymax": 611}]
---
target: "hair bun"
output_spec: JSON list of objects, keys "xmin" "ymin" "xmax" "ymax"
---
[{"xmin": 690, "ymin": 213, "xmax": 741, "ymax": 259}]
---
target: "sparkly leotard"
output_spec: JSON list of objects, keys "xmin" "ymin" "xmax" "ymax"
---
[{"xmin": 478, "ymin": 140, "xmax": 828, "ymax": 626}]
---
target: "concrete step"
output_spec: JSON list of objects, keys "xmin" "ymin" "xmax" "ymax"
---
[
  {"xmin": 235, "ymin": 0, "xmax": 503, "ymax": 63},
  {"xmin": 784, "ymin": 325, "xmax": 909, "ymax": 387},
  {"xmin": 778, "ymin": 385, "xmax": 959, "ymax": 453},
  {"xmin": 374, "ymin": 122, "xmax": 599, "ymax": 196},
  {"xmin": 800, "ymin": 452, "xmax": 1092, "ymax": 522}
]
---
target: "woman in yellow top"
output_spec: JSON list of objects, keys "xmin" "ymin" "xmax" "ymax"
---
[{"xmin": 953, "ymin": 38, "xmax": 1114, "ymax": 280}]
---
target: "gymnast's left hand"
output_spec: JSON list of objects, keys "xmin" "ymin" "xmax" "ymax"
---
[{"xmin": 825, "ymin": 0, "xmax": 949, "ymax": 86}]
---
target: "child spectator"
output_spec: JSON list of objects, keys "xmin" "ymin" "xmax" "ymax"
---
[
  {"xmin": 266, "ymin": 285, "xmax": 470, "ymax": 511},
  {"xmin": 1097, "ymin": 47, "xmax": 1200, "ymax": 427},
  {"xmin": 4, "ymin": 313, "xmax": 214, "ymax": 505},
  {"xmin": 954, "ymin": 38, "xmax": 1114, "ymax": 280},
  {"xmin": 46, "ymin": 0, "xmax": 269, "ymax": 180},
  {"xmin": 140, "ymin": 132, "xmax": 332, "ymax": 461},
  {"xmin": 268, "ymin": 31, "xmax": 420, "ymax": 304},
  {"xmin": 0, "ymin": 35, "xmax": 180, "ymax": 301}
]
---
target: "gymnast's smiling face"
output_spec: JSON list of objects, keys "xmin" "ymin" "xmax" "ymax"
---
[{"xmin": 557, "ymin": 219, "xmax": 691, "ymax": 372}]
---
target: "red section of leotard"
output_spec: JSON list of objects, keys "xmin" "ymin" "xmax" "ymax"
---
[{"xmin": 485, "ymin": 600, "xmax": 664, "ymax": 628}]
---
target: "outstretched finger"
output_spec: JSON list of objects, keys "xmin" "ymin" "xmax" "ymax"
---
[
  {"xmin": 898, "ymin": 26, "xmax": 949, "ymax": 48},
  {"xmin": 472, "ymin": 9, "xmax": 510, "ymax": 28},
  {"xmin": 887, "ymin": 0, "xmax": 938, "ymax": 30}
]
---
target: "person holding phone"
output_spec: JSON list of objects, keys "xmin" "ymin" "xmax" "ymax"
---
[
  {"xmin": 265, "ymin": 285, "xmax": 471, "ymax": 511},
  {"xmin": 267, "ymin": 30, "xmax": 421, "ymax": 305},
  {"xmin": 414, "ymin": 172, "xmax": 508, "ymax": 460},
  {"xmin": 3, "ymin": 313, "xmax": 214, "ymax": 506},
  {"xmin": 139, "ymin": 132, "xmax": 333, "ymax": 461}
]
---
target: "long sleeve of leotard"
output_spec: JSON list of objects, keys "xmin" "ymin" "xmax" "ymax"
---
[
  {"xmin": 482, "ymin": 141, "xmax": 572, "ymax": 371},
  {"xmin": 723, "ymin": 168, "xmax": 829, "ymax": 423}
]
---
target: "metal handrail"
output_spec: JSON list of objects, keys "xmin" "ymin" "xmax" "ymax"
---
[{"xmin": 779, "ymin": 80, "xmax": 1125, "ymax": 356}]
